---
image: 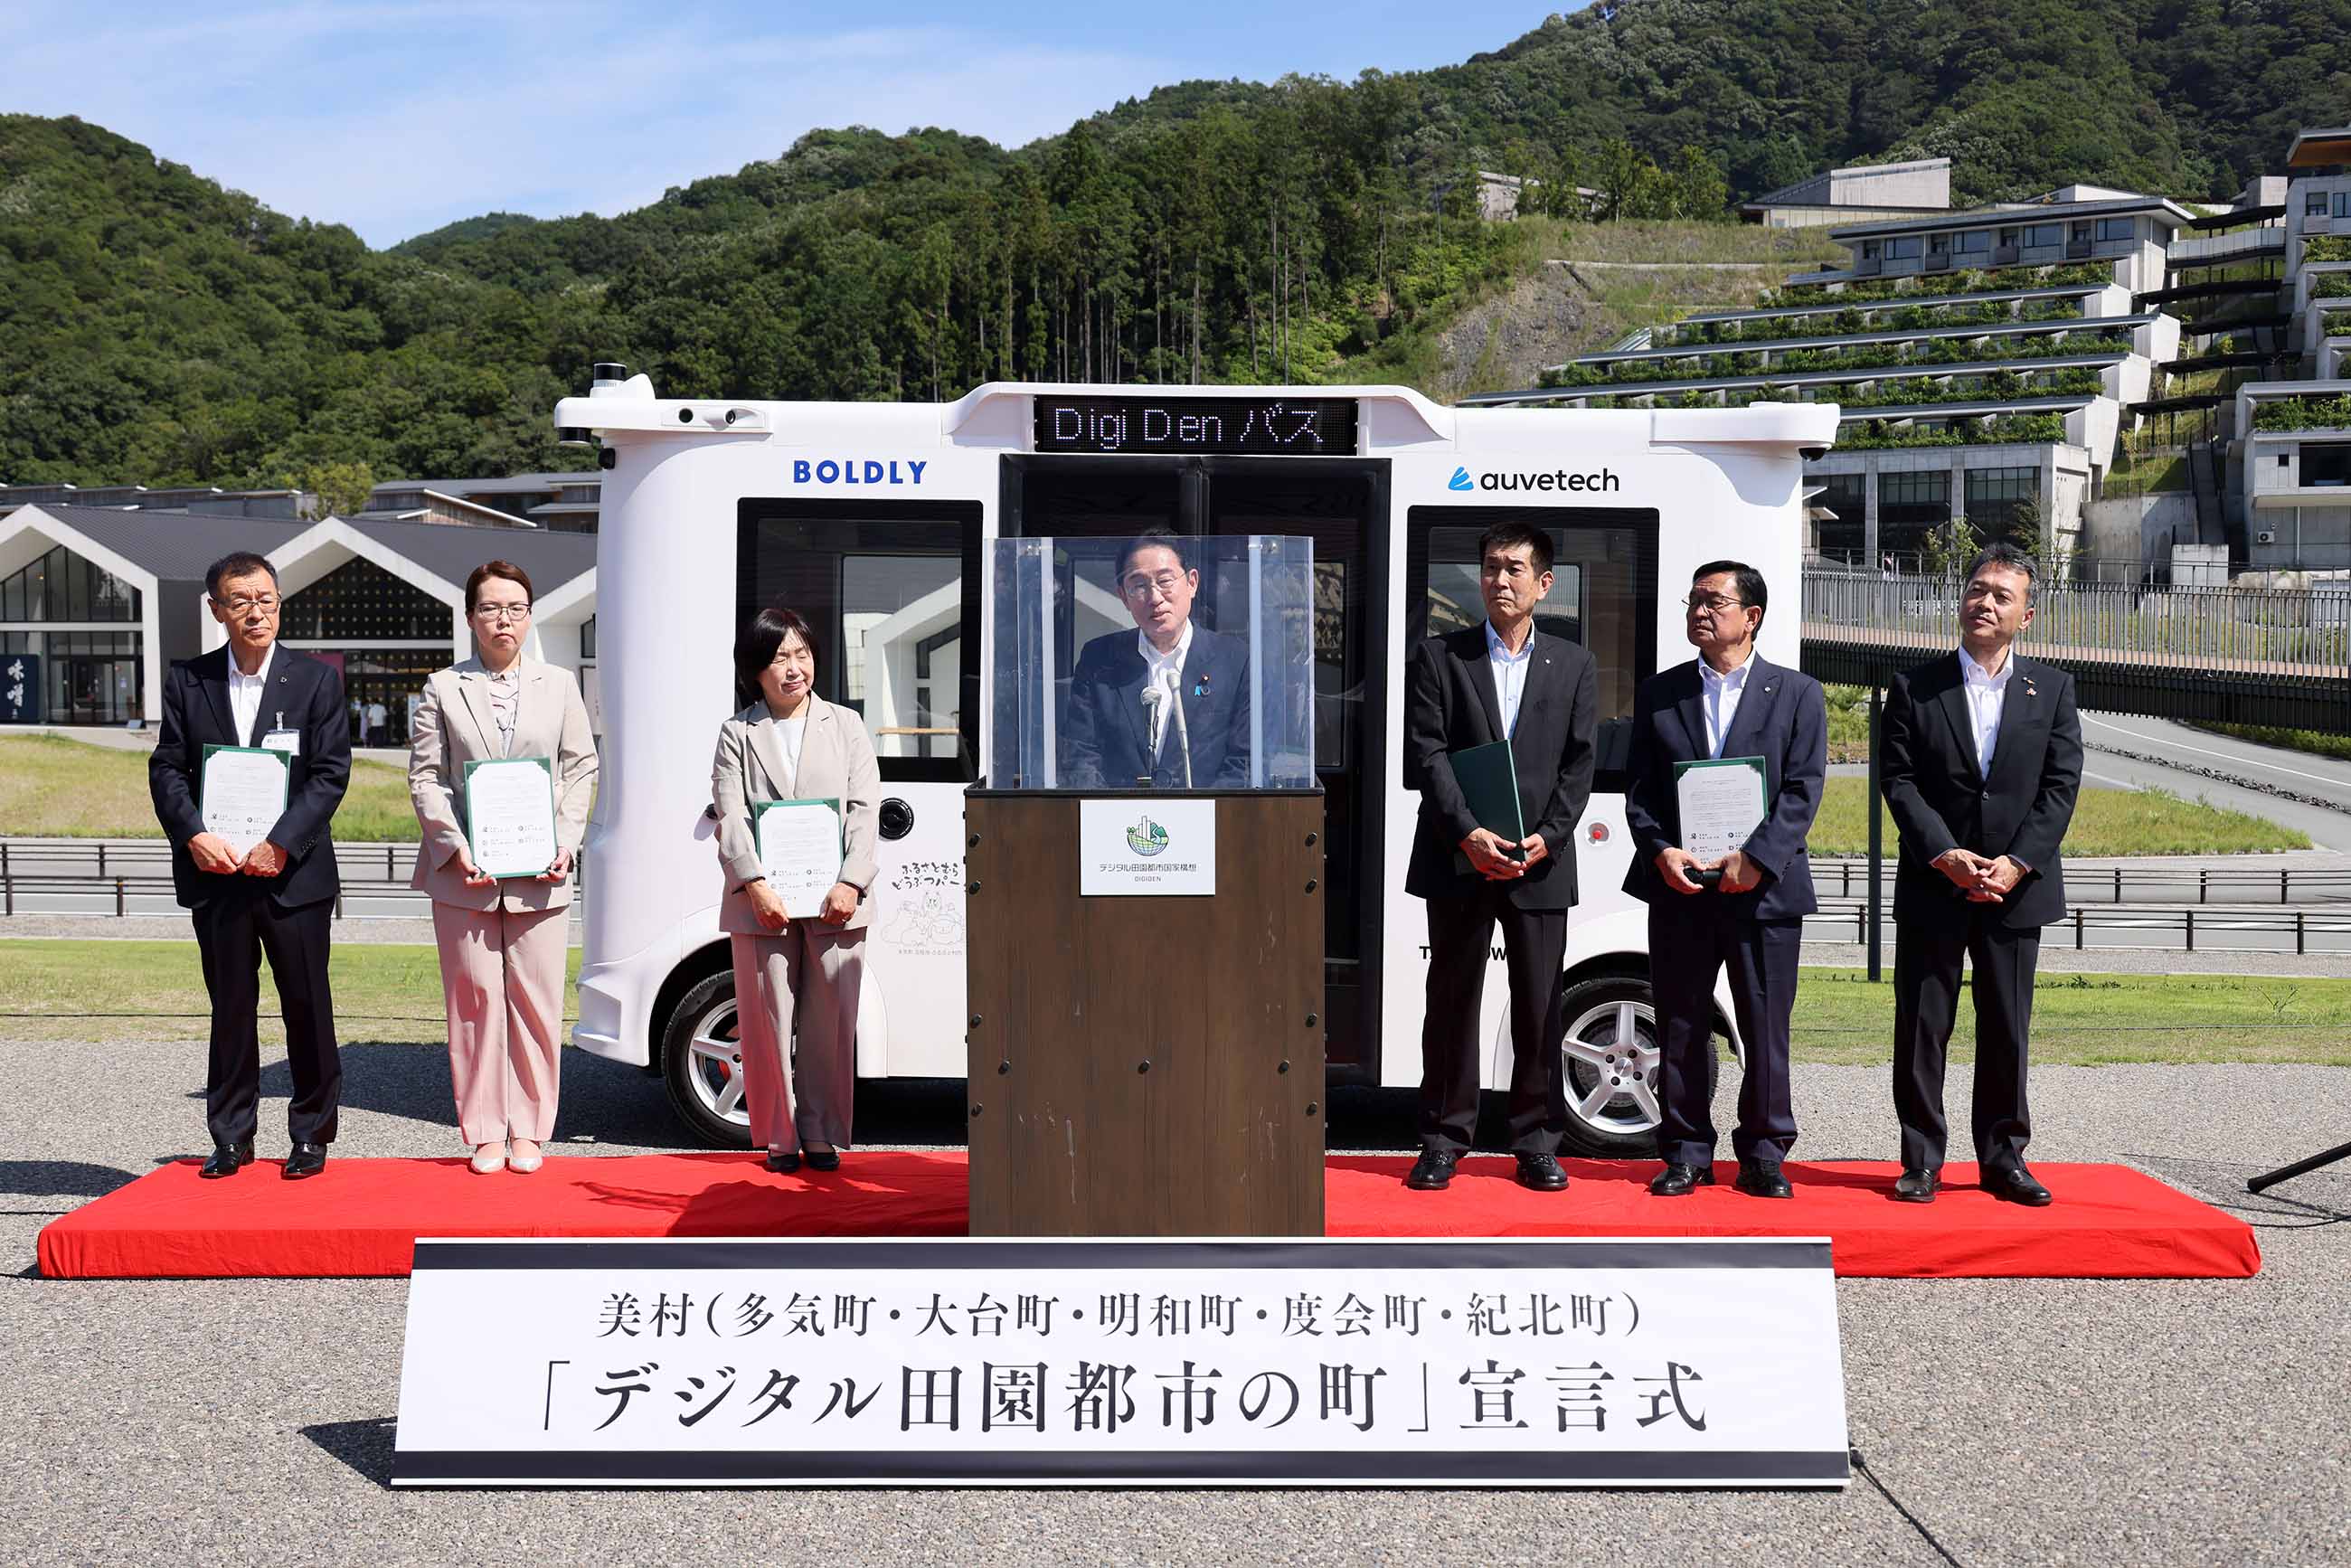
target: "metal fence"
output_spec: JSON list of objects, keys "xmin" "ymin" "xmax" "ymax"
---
[{"xmin": 1809, "ymin": 902, "xmax": 2351, "ymax": 956}]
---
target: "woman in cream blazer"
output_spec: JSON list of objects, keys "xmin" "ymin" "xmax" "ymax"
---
[
  {"xmin": 711, "ymin": 605, "xmax": 881, "ymax": 1174},
  {"xmin": 408, "ymin": 561, "xmax": 599, "ymax": 1176}
]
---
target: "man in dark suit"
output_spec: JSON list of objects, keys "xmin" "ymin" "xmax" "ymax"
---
[
  {"xmin": 1402, "ymin": 521, "xmax": 1599, "ymax": 1193},
  {"xmin": 148, "ymin": 552, "xmax": 352, "ymax": 1181},
  {"xmin": 1062, "ymin": 531, "xmax": 1251, "ymax": 789},
  {"xmin": 1623, "ymin": 562, "xmax": 1827, "ymax": 1200},
  {"xmin": 1882, "ymin": 542, "xmax": 2082, "ymax": 1206}
]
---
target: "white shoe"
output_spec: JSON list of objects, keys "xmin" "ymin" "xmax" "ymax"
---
[
  {"xmin": 470, "ymin": 1141, "xmax": 507, "ymax": 1176},
  {"xmin": 508, "ymin": 1138, "xmax": 544, "ymax": 1175}
]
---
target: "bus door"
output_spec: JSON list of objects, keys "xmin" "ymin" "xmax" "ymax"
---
[
  {"xmin": 997, "ymin": 455, "xmax": 1387, "ymax": 1073},
  {"xmin": 735, "ymin": 497, "xmax": 983, "ymax": 1078}
]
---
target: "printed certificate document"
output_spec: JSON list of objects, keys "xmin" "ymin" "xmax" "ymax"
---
[
  {"xmin": 756, "ymin": 798, "xmax": 845, "ymax": 920},
  {"xmin": 1675, "ymin": 755, "xmax": 1769, "ymax": 864},
  {"xmin": 200, "ymin": 745, "xmax": 289, "ymax": 861},
  {"xmin": 464, "ymin": 757, "xmax": 559, "ymax": 879}
]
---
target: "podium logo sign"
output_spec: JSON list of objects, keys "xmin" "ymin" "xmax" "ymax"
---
[
  {"xmin": 391, "ymin": 1237, "xmax": 1850, "ymax": 1488},
  {"xmin": 1080, "ymin": 798, "xmax": 1215, "ymax": 895}
]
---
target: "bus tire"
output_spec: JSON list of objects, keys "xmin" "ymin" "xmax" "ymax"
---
[
  {"xmin": 1553, "ymin": 972, "xmax": 1708, "ymax": 1159},
  {"xmin": 660, "ymin": 968, "xmax": 756, "ymax": 1149}
]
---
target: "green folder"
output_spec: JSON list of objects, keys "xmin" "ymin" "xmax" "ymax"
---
[{"xmin": 1448, "ymin": 737, "xmax": 1527, "ymax": 876}]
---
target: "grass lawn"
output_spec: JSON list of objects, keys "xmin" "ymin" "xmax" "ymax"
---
[
  {"xmin": 1789, "ymin": 968, "xmax": 2351, "ymax": 1066},
  {"xmin": 0, "ymin": 940, "xmax": 580, "ymax": 1045},
  {"xmin": 0, "ymin": 734, "xmax": 418, "ymax": 840},
  {"xmin": 1805, "ymin": 777, "xmax": 2309, "ymax": 857},
  {"xmin": 4, "ymin": 940, "xmax": 2346, "ymax": 1067}
]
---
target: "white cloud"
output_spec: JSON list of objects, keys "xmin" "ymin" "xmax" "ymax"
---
[{"xmin": 3, "ymin": 3, "xmax": 1177, "ymax": 244}]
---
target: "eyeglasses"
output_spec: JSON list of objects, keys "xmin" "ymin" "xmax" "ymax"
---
[
  {"xmin": 1682, "ymin": 594, "xmax": 1747, "ymax": 614},
  {"xmin": 1120, "ymin": 571, "xmax": 1186, "ymax": 600},
  {"xmin": 473, "ymin": 604, "xmax": 532, "ymax": 622},
  {"xmin": 214, "ymin": 595, "xmax": 280, "ymax": 614}
]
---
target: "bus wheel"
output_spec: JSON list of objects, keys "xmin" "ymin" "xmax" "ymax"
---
[
  {"xmin": 1554, "ymin": 975, "xmax": 1704, "ymax": 1158},
  {"xmin": 660, "ymin": 969, "xmax": 755, "ymax": 1149}
]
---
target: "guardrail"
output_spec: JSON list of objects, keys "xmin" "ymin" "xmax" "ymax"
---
[
  {"xmin": 1808, "ymin": 859, "xmax": 2351, "ymax": 905},
  {"xmin": 0, "ymin": 837, "xmax": 581, "ymax": 919},
  {"xmin": 1809, "ymin": 902, "xmax": 2351, "ymax": 955}
]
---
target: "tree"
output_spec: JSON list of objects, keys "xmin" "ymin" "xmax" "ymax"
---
[{"xmin": 286, "ymin": 460, "xmax": 375, "ymax": 521}]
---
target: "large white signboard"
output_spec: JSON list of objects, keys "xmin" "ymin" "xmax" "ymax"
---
[
  {"xmin": 1079, "ymin": 798, "xmax": 1218, "ymax": 896},
  {"xmin": 393, "ymin": 1237, "xmax": 1847, "ymax": 1488}
]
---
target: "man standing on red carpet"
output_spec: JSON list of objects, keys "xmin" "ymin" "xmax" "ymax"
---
[
  {"xmin": 149, "ymin": 552, "xmax": 352, "ymax": 1183},
  {"xmin": 1881, "ymin": 543, "xmax": 2082, "ymax": 1206}
]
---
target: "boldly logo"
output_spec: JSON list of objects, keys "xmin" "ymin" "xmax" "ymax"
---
[
  {"xmin": 1449, "ymin": 466, "xmax": 1475, "ymax": 492},
  {"xmin": 1126, "ymin": 815, "xmax": 1170, "ymax": 858},
  {"xmin": 792, "ymin": 458, "xmax": 928, "ymax": 486}
]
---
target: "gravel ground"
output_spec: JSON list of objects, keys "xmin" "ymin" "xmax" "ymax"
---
[{"xmin": 1, "ymin": 1033, "xmax": 2346, "ymax": 1566}]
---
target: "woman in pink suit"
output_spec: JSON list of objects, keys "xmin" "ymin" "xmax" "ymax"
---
[
  {"xmin": 710, "ymin": 606, "xmax": 881, "ymax": 1173},
  {"xmin": 409, "ymin": 561, "xmax": 600, "ymax": 1175}
]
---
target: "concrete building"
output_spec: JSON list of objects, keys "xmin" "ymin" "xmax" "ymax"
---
[
  {"xmin": 364, "ymin": 471, "xmax": 601, "ymax": 531},
  {"xmin": 1741, "ymin": 157, "xmax": 1951, "ymax": 229},
  {"xmin": 0, "ymin": 504, "xmax": 597, "ymax": 732}
]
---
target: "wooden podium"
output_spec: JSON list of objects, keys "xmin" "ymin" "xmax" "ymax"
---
[{"xmin": 964, "ymin": 790, "xmax": 1326, "ymax": 1236}]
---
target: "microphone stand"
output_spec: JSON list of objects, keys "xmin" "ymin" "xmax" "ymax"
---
[{"xmin": 1170, "ymin": 675, "xmax": 1194, "ymax": 789}]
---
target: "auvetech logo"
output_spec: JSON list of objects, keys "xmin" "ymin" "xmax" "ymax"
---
[{"xmin": 1453, "ymin": 466, "xmax": 1622, "ymax": 495}]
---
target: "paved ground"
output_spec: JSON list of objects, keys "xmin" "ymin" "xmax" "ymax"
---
[{"xmin": 1, "ymin": 1034, "xmax": 2345, "ymax": 1566}]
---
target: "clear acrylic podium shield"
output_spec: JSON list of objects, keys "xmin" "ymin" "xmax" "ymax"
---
[{"xmin": 966, "ymin": 534, "xmax": 1326, "ymax": 1236}]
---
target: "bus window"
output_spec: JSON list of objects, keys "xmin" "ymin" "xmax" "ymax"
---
[
  {"xmin": 1405, "ymin": 506, "xmax": 1658, "ymax": 794},
  {"xmin": 735, "ymin": 498, "xmax": 983, "ymax": 783}
]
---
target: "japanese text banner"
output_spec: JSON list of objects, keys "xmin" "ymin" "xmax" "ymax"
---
[{"xmin": 392, "ymin": 1237, "xmax": 1847, "ymax": 1488}]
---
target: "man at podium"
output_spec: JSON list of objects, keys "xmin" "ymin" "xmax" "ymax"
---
[
  {"xmin": 1402, "ymin": 521, "xmax": 1598, "ymax": 1194},
  {"xmin": 1062, "ymin": 531, "xmax": 1251, "ymax": 789}
]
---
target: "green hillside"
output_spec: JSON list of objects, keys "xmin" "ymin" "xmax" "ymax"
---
[{"xmin": 2, "ymin": 0, "xmax": 2340, "ymax": 488}]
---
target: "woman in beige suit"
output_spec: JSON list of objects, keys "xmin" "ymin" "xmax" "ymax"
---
[
  {"xmin": 409, "ymin": 561, "xmax": 599, "ymax": 1176},
  {"xmin": 711, "ymin": 606, "xmax": 881, "ymax": 1174}
]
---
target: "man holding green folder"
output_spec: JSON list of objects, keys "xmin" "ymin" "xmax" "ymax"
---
[{"xmin": 1402, "ymin": 522, "xmax": 1598, "ymax": 1193}]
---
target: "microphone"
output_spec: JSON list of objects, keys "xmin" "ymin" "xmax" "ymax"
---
[
  {"xmin": 1138, "ymin": 682, "xmax": 1166, "ymax": 787},
  {"xmin": 1167, "ymin": 668, "xmax": 1194, "ymax": 789}
]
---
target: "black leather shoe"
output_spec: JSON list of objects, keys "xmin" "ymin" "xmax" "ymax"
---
[
  {"xmin": 1983, "ymin": 1167, "xmax": 2053, "ymax": 1206},
  {"xmin": 1404, "ymin": 1150, "xmax": 1458, "ymax": 1191},
  {"xmin": 1892, "ymin": 1167, "xmax": 1940, "ymax": 1204},
  {"xmin": 763, "ymin": 1148, "xmax": 800, "ymax": 1174},
  {"xmin": 1649, "ymin": 1161, "xmax": 1714, "ymax": 1197},
  {"xmin": 1515, "ymin": 1153, "xmax": 1570, "ymax": 1192},
  {"xmin": 282, "ymin": 1142, "xmax": 327, "ymax": 1180},
  {"xmin": 1733, "ymin": 1158, "xmax": 1793, "ymax": 1199},
  {"xmin": 803, "ymin": 1148, "xmax": 842, "ymax": 1172},
  {"xmin": 199, "ymin": 1141, "xmax": 254, "ymax": 1179}
]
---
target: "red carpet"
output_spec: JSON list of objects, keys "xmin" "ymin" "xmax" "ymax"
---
[{"xmin": 36, "ymin": 1154, "xmax": 2259, "ymax": 1280}]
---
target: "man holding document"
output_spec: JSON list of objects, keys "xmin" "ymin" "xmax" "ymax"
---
[
  {"xmin": 148, "ymin": 552, "xmax": 352, "ymax": 1181},
  {"xmin": 1402, "ymin": 522, "xmax": 1598, "ymax": 1193},
  {"xmin": 1624, "ymin": 562, "xmax": 1826, "ymax": 1200}
]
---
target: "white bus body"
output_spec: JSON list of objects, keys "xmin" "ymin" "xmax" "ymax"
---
[{"xmin": 554, "ymin": 377, "xmax": 1836, "ymax": 1154}]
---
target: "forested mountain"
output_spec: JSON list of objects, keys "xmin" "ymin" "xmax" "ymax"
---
[{"xmin": 3, "ymin": 0, "xmax": 2343, "ymax": 488}]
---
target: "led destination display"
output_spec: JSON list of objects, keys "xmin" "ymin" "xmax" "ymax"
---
[{"xmin": 1033, "ymin": 395, "xmax": 1359, "ymax": 457}]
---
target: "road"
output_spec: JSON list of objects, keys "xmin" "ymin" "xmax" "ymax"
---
[
  {"xmin": 2, "ymin": 1042, "xmax": 2345, "ymax": 1565},
  {"xmin": 2075, "ymin": 713, "xmax": 2351, "ymax": 850}
]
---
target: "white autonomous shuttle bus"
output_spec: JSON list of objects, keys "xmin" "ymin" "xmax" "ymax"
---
[{"xmin": 553, "ymin": 373, "xmax": 1836, "ymax": 1156}]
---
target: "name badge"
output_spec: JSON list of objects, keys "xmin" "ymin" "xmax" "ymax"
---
[{"xmin": 260, "ymin": 729, "xmax": 301, "ymax": 757}]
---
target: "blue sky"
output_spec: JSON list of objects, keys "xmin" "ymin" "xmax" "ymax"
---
[{"xmin": 2, "ymin": 2, "xmax": 1585, "ymax": 247}]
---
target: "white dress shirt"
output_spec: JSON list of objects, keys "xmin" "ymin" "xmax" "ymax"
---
[
  {"xmin": 225, "ymin": 641, "xmax": 278, "ymax": 746},
  {"xmin": 1699, "ymin": 647, "xmax": 1755, "ymax": 760},
  {"xmin": 1959, "ymin": 646, "xmax": 2014, "ymax": 775},
  {"xmin": 1484, "ymin": 619, "xmax": 1534, "ymax": 738},
  {"xmin": 1138, "ymin": 619, "xmax": 1195, "ymax": 759}
]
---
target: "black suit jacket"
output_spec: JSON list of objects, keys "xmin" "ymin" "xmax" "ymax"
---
[
  {"xmin": 1403, "ymin": 625, "xmax": 1598, "ymax": 911},
  {"xmin": 1061, "ymin": 624, "xmax": 1251, "ymax": 789},
  {"xmin": 148, "ymin": 646, "xmax": 352, "ymax": 909},
  {"xmin": 1882, "ymin": 651, "xmax": 2082, "ymax": 930},
  {"xmin": 1621, "ymin": 655, "xmax": 1827, "ymax": 921}
]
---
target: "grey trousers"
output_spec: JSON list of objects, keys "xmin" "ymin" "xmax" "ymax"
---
[{"xmin": 730, "ymin": 926, "xmax": 863, "ymax": 1153}]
